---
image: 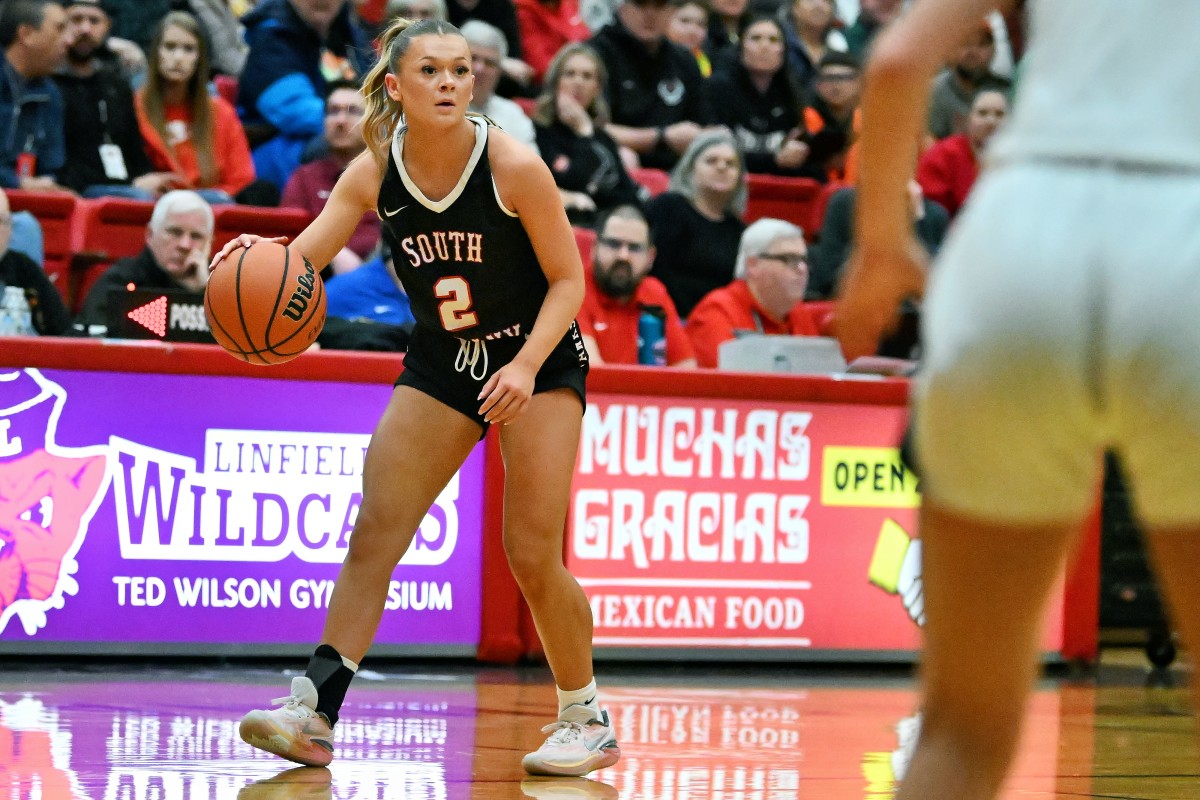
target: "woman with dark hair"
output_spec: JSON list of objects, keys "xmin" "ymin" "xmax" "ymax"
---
[
  {"xmin": 778, "ymin": 0, "xmax": 848, "ymax": 90},
  {"xmin": 645, "ymin": 129, "xmax": 747, "ymax": 317},
  {"xmin": 135, "ymin": 11, "xmax": 275, "ymax": 205},
  {"xmin": 532, "ymin": 43, "xmax": 641, "ymax": 226},
  {"xmin": 707, "ymin": 14, "xmax": 817, "ymax": 177}
]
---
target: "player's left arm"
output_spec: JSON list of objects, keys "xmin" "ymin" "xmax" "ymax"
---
[
  {"xmin": 838, "ymin": 0, "xmax": 1015, "ymax": 360},
  {"xmin": 493, "ymin": 132, "xmax": 586, "ymax": 368}
]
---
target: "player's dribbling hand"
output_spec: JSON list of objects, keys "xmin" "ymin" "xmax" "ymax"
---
[
  {"xmin": 208, "ymin": 235, "xmax": 290, "ymax": 272},
  {"xmin": 478, "ymin": 360, "xmax": 536, "ymax": 425},
  {"xmin": 835, "ymin": 238, "xmax": 928, "ymax": 361}
]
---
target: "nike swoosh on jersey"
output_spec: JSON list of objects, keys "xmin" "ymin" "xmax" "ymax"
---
[{"xmin": 383, "ymin": 205, "xmax": 409, "ymax": 217}]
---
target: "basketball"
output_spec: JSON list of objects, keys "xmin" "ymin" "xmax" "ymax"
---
[{"xmin": 204, "ymin": 241, "xmax": 326, "ymax": 365}]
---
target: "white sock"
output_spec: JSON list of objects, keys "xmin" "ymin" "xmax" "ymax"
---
[
  {"xmin": 557, "ymin": 679, "xmax": 599, "ymax": 716},
  {"xmin": 342, "ymin": 655, "xmax": 359, "ymax": 672}
]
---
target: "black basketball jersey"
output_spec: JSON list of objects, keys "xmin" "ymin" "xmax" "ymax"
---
[{"xmin": 378, "ymin": 116, "xmax": 549, "ymax": 343}]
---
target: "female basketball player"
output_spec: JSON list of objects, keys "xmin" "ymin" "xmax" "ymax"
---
[
  {"xmin": 217, "ymin": 18, "xmax": 618, "ymax": 777},
  {"xmin": 838, "ymin": 0, "xmax": 1200, "ymax": 798}
]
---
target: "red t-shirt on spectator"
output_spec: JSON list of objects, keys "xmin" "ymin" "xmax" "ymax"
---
[
  {"xmin": 515, "ymin": 0, "xmax": 591, "ymax": 83},
  {"xmin": 577, "ymin": 270, "xmax": 694, "ymax": 365},
  {"xmin": 916, "ymin": 133, "xmax": 979, "ymax": 218},
  {"xmin": 686, "ymin": 279, "xmax": 819, "ymax": 368},
  {"xmin": 281, "ymin": 157, "xmax": 382, "ymax": 259}
]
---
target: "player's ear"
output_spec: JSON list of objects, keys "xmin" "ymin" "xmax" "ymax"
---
[{"xmin": 384, "ymin": 72, "xmax": 403, "ymax": 104}]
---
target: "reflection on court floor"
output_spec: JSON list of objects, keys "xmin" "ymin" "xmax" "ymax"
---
[{"xmin": 0, "ymin": 664, "xmax": 1196, "ymax": 799}]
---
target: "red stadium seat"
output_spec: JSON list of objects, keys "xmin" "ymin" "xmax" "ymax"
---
[
  {"xmin": 514, "ymin": 97, "xmax": 537, "ymax": 117},
  {"xmin": 69, "ymin": 197, "xmax": 155, "ymax": 312},
  {"xmin": 5, "ymin": 189, "xmax": 78, "ymax": 299},
  {"xmin": 210, "ymin": 205, "xmax": 313, "ymax": 255},
  {"xmin": 573, "ymin": 225, "xmax": 596, "ymax": 267},
  {"xmin": 744, "ymin": 174, "xmax": 824, "ymax": 237},
  {"xmin": 213, "ymin": 74, "xmax": 238, "ymax": 108},
  {"xmin": 628, "ymin": 167, "xmax": 670, "ymax": 198}
]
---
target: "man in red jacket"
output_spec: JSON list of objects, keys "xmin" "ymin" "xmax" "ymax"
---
[{"xmin": 686, "ymin": 217, "xmax": 819, "ymax": 368}]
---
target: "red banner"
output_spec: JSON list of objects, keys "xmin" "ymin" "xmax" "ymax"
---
[{"xmin": 568, "ymin": 393, "xmax": 1066, "ymax": 654}]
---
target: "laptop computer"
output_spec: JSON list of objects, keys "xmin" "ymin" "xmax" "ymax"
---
[
  {"xmin": 718, "ymin": 334, "xmax": 848, "ymax": 375},
  {"xmin": 105, "ymin": 286, "xmax": 215, "ymax": 344}
]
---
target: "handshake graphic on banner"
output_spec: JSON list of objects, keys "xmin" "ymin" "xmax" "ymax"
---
[{"xmin": 868, "ymin": 518, "xmax": 924, "ymax": 627}]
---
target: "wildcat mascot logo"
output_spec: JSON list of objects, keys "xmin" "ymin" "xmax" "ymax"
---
[{"xmin": 0, "ymin": 369, "xmax": 108, "ymax": 635}]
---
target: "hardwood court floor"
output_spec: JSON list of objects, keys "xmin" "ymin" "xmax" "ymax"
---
[{"xmin": 1, "ymin": 649, "xmax": 1197, "ymax": 800}]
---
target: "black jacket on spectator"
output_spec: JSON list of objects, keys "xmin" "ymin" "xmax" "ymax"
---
[
  {"xmin": 535, "ymin": 121, "xmax": 641, "ymax": 227},
  {"xmin": 0, "ymin": 250, "xmax": 70, "ymax": 336},
  {"xmin": 589, "ymin": 21, "xmax": 714, "ymax": 170},
  {"xmin": 645, "ymin": 190, "xmax": 745, "ymax": 317},
  {"xmin": 707, "ymin": 63, "xmax": 808, "ymax": 176},
  {"xmin": 54, "ymin": 55, "xmax": 155, "ymax": 194},
  {"xmin": 75, "ymin": 249, "xmax": 183, "ymax": 336}
]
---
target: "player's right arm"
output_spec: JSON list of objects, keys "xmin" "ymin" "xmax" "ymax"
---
[{"xmin": 209, "ymin": 153, "xmax": 383, "ymax": 271}]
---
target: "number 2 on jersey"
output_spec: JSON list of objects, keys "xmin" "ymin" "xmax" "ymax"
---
[{"xmin": 434, "ymin": 276, "xmax": 479, "ymax": 332}]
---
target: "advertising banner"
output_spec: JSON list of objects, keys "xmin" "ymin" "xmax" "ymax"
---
[
  {"xmin": 0, "ymin": 368, "xmax": 483, "ymax": 652},
  {"xmin": 568, "ymin": 393, "xmax": 1066, "ymax": 655}
]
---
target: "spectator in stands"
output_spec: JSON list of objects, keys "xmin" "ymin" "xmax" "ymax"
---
[
  {"xmin": 189, "ymin": 0, "xmax": 250, "ymax": 77},
  {"xmin": 577, "ymin": 204, "xmax": 695, "ymax": 366},
  {"xmin": 927, "ymin": 22, "xmax": 1011, "ymax": 140},
  {"xmin": 0, "ymin": 0, "xmax": 70, "ymax": 193},
  {"xmin": 589, "ymin": 0, "xmax": 718, "ymax": 171},
  {"xmin": 810, "ymin": 179, "xmax": 948, "ymax": 299},
  {"xmin": 917, "ymin": 87, "xmax": 1008, "ymax": 218},
  {"xmin": 704, "ymin": 0, "xmax": 748, "ymax": 66},
  {"xmin": 281, "ymin": 78, "xmax": 380, "ymax": 274},
  {"xmin": 515, "ymin": 0, "xmax": 590, "ymax": 85},
  {"xmin": 385, "ymin": 0, "xmax": 448, "ymax": 21},
  {"xmin": 666, "ymin": 0, "xmax": 710, "ymax": 77},
  {"xmin": 462, "ymin": 21, "xmax": 538, "ymax": 149},
  {"xmin": 74, "ymin": 190, "xmax": 213, "ymax": 336},
  {"xmin": 136, "ymin": 12, "xmax": 278, "ymax": 206},
  {"xmin": 532, "ymin": 43, "xmax": 641, "ymax": 226},
  {"xmin": 0, "ymin": 190, "xmax": 70, "ymax": 336},
  {"xmin": 708, "ymin": 15, "xmax": 816, "ymax": 178},
  {"xmin": 239, "ymin": 0, "xmax": 372, "ymax": 189},
  {"xmin": 801, "ymin": 50, "xmax": 861, "ymax": 182},
  {"xmin": 842, "ymin": 0, "xmax": 900, "ymax": 60},
  {"xmin": 686, "ymin": 217, "xmax": 817, "ymax": 368},
  {"xmin": 325, "ymin": 242, "xmax": 414, "ymax": 328},
  {"xmin": 646, "ymin": 129, "xmax": 746, "ymax": 317},
  {"xmin": 778, "ymin": 0, "xmax": 847, "ymax": 91},
  {"xmin": 55, "ymin": 0, "xmax": 182, "ymax": 199},
  {"xmin": 446, "ymin": 0, "xmax": 535, "ymax": 92}
]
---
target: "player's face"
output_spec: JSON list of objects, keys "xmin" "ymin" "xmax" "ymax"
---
[
  {"xmin": 147, "ymin": 210, "xmax": 212, "ymax": 284},
  {"xmin": 967, "ymin": 90, "xmax": 1008, "ymax": 150},
  {"xmin": 65, "ymin": 5, "xmax": 109, "ymax": 62},
  {"xmin": 157, "ymin": 24, "xmax": 200, "ymax": 84},
  {"xmin": 691, "ymin": 143, "xmax": 741, "ymax": 198},
  {"xmin": 324, "ymin": 87, "xmax": 365, "ymax": 153},
  {"xmin": 558, "ymin": 53, "xmax": 601, "ymax": 108},
  {"xmin": 741, "ymin": 20, "xmax": 784, "ymax": 75},
  {"xmin": 593, "ymin": 216, "xmax": 654, "ymax": 298},
  {"xmin": 386, "ymin": 34, "xmax": 473, "ymax": 124},
  {"xmin": 748, "ymin": 236, "xmax": 808, "ymax": 305},
  {"xmin": 667, "ymin": 4, "xmax": 707, "ymax": 52}
]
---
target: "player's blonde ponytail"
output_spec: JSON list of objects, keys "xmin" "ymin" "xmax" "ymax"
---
[{"xmin": 361, "ymin": 17, "xmax": 464, "ymax": 170}]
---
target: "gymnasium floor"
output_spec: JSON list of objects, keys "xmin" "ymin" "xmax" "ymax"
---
[{"xmin": 1, "ymin": 650, "xmax": 1196, "ymax": 800}]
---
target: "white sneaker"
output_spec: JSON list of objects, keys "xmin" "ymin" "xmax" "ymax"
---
[
  {"xmin": 239, "ymin": 677, "xmax": 335, "ymax": 767},
  {"xmin": 522, "ymin": 704, "xmax": 621, "ymax": 777}
]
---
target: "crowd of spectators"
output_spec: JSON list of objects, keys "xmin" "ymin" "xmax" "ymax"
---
[{"xmin": 1, "ymin": 0, "xmax": 1023, "ymax": 365}]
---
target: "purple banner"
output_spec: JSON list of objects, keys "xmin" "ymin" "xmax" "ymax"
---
[{"xmin": 0, "ymin": 368, "xmax": 483, "ymax": 651}]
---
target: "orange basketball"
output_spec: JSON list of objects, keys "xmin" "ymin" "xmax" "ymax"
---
[{"xmin": 204, "ymin": 242, "xmax": 326, "ymax": 365}]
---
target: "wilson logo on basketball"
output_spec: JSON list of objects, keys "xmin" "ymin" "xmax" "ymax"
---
[{"xmin": 282, "ymin": 257, "xmax": 317, "ymax": 321}]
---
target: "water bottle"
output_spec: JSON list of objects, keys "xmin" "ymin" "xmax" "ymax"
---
[
  {"xmin": 1, "ymin": 285, "xmax": 32, "ymax": 335},
  {"xmin": 637, "ymin": 308, "xmax": 667, "ymax": 366}
]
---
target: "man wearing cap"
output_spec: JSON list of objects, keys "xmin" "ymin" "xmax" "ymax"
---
[
  {"xmin": 588, "ymin": 0, "xmax": 719, "ymax": 171},
  {"xmin": 0, "ymin": 0, "xmax": 70, "ymax": 192},
  {"xmin": 54, "ymin": 0, "xmax": 180, "ymax": 198}
]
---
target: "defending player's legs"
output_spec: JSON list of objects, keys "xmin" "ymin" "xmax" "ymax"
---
[
  {"xmin": 238, "ymin": 387, "xmax": 482, "ymax": 766},
  {"xmin": 500, "ymin": 388, "xmax": 620, "ymax": 777},
  {"xmin": 895, "ymin": 503, "xmax": 1081, "ymax": 800}
]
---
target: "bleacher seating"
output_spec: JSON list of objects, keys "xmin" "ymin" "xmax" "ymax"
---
[
  {"xmin": 211, "ymin": 205, "xmax": 313, "ymax": 253},
  {"xmin": 69, "ymin": 197, "xmax": 155, "ymax": 312},
  {"xmin": 573, "ymin": 226, "xmax": 596, "ymax": 267},
  {"xmin": 744, "ymin": 175, "xmax": 825, "ymax": 237},
  {"xmin": 629, "ymin": 167, "xmax": 670, "ymax": 198},
  {"xmin": 5, "ymin": 189, "xmax": 77, "ymax": 300}
]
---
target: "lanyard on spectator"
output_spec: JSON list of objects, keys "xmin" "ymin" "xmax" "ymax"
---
[{"xmin": 98, "ymin": 99, "xmax": 114, "ymax": 146}]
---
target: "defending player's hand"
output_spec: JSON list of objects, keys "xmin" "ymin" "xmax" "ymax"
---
[
  {"xmin": 835, "ymin": 237, "xmax": 928, "ymax": 361},
  {"xmin": 478, "ymin": 360, "xmax": 536, "ymax": 425},
  {"xmin": 208, "ymin": 234, "xmax": 290, "ymax": 273}
]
